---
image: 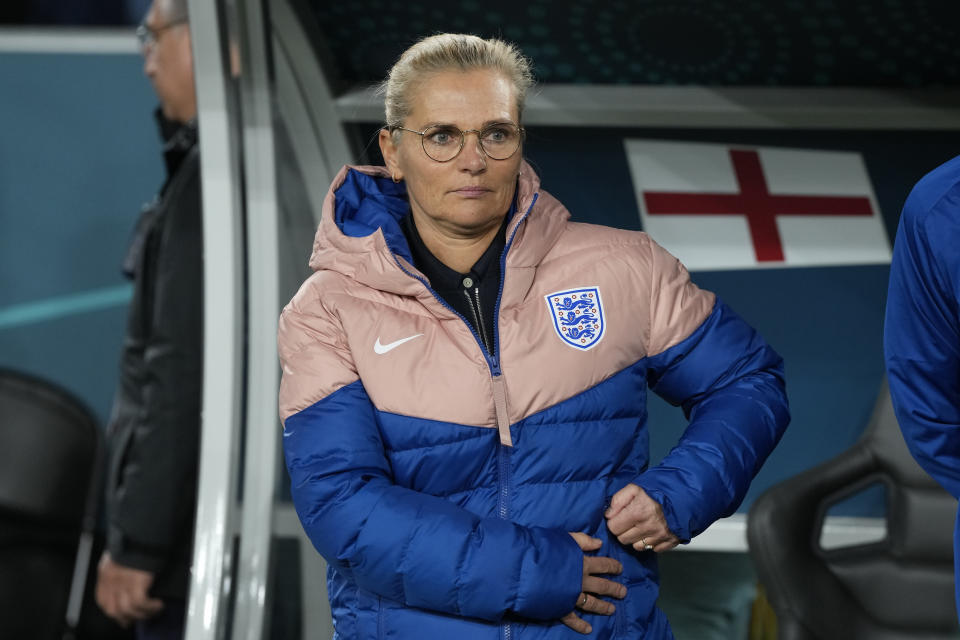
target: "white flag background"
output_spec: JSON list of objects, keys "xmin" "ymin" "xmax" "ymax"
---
[{"xmin": 624, "ymin": 139, "xmax": 891, "ymax": 271}]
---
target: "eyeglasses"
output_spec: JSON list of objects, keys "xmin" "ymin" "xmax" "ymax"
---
[
  {"xmin": 390, "ymin": 122, "xmax": 525, "ymax": 162},
  {"xmin": 136, "ymin": 17, "xmax": 187, "ymax": 51}
]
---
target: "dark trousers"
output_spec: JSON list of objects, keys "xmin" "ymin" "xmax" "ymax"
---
[{"xmin": 136, "ymin": 599, "xmax": 186, "ymax": 640}]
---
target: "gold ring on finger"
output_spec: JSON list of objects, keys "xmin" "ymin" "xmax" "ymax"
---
[{"xmin": 579, "ymin": 593, "xmax": 588, "ymax": 608}]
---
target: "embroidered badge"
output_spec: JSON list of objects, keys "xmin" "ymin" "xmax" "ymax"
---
[{"xmin": 545, "ymin": 287, "xmax": 605, "ymax": 350}]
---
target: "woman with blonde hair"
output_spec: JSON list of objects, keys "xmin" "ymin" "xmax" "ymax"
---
[{"xmin": 279, "ymin": 33, "xmax": 789, "ymax": 639}]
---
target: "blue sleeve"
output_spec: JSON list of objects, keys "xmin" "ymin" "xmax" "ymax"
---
[
  {"xmin": 282, "ymin": 381, "xmax": 583, "ymax": 621},
  {"xmin": 637, "ymin": 301, "xmax": 790, "ymax": 541},
  {"xmin": 884, "ymin": 185, "xmax": 960, "ymax": 498}
]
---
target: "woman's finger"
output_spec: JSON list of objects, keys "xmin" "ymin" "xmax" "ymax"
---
[
  {"xmin": 651, "ymin": 536, "xmax": 681, "ymax": 553},
  {"xmin": 604, "ymin": 483, "xmax": 640, "ymax": 519},
  {"xmin": 568, "ymin": 531, "xmax": 603, "ymax": 551},
  {"xmin": 583, "ymin": 576, "xmax": 627, "ymax": 600},
  {"xmin": 583, "ymin": 554, "xmax": 622, "ymax": 577},
  {"xmin": 614, "ymin": 524, "xmax": 654, "ymax": 546},
  {"xmin": 560, "ymin": 611, "xmax": 592, "ymax": 635},
  {"xmin": 578, "ymin": 593, "xmax": 615, "ymax": 615},
  {"xmin": 630, "ymin": 538, "xmax": 679, "ymax": 553}
]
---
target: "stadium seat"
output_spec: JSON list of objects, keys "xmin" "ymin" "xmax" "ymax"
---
[
  {"xmin": 0, "ymin": 369, "xmax": 103, "ymax": 639},
  {"xmin": 747, "ymin": 379, "xmax": 959, "ymax": 639}
]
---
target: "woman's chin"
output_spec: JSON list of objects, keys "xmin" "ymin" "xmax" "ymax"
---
[{"xmin": 448, "ymin": 211, "xmax": 506, "ymax": 234}]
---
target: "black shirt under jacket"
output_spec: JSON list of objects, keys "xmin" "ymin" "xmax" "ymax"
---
[{"xmin": 401, "ymin": 211, "xmax": 509, "ymax": 356}]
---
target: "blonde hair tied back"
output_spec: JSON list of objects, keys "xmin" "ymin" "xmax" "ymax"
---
[{"xmin": 380, "ymin": 33, "xmax": 534, "ymax": 137}]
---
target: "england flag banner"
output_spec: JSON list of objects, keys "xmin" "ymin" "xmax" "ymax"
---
[{"xmin": 624, "ymin": 140, "xmax": 891, "ymax": 270}]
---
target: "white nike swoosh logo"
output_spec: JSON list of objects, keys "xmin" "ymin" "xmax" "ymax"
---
[{"xmin": 374, "ymin": 333, "xmax": 423, "ymax": 354}]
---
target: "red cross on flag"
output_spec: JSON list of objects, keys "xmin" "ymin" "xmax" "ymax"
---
[{"xmin": 624, "ymin": 140, "xmax": 891, "ymax": 270}]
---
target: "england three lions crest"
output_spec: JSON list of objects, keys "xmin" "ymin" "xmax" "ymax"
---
[{"xmin": 545, "ymin": 287, "xmax": 605, "ymax": 350}]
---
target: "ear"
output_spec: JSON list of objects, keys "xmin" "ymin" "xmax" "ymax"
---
[{"xmin": 379, "ymin": 128, "xmax": 402, "ymax": 179}]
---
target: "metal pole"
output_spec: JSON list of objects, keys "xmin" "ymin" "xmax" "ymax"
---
[
  {"xmin": 185, "ymin": 0, "xmax": 246, "ymax": 637},
  {"xmin": 232, "ymin": 0, "xmax": 282, "ymax": 636}
]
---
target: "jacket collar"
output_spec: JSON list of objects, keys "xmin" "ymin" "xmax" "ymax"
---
[
  {"xmin": 309, "ymin": 161, "xmax": 570, "ymax": 305},
  {"xmin": 155, "ymin": 108, "xmax": 198, "ymax": 179}
]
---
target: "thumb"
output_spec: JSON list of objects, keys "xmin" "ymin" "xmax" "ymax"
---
[
  {"xmin": 568, "ymin": 531, "xmax": 603, "ymax": 551},
  {"xmin": 605, "ymin": 484, "xmax": 639, "ymax": 518}
]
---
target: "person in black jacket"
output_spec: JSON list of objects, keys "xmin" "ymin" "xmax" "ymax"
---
[{"xmin": 95, "ymin": 0, "xmax": 200, "ymax": 637}]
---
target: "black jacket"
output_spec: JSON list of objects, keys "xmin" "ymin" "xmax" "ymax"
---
[{"xmin": 105, "ymin": 112, "xmax": 202, "ymax": 600}]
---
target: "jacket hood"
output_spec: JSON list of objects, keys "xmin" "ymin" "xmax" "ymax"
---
[{"xmin": 309, "ymin": 161, "xmax": 570, "ymax": 300}]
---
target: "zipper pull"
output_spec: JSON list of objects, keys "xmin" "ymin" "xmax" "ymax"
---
[{"xmin": 491, "ymin": 373, "xmax": 512, "ymax": 447}]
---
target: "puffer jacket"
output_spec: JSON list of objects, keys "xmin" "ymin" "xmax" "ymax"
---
[
  {"xmin": 884, "ymin": 154, "xmax": 960, "ymax": 618},
  {"xmin": 278, "ymin": 163, "xmax": 789, "ymax": 639}
]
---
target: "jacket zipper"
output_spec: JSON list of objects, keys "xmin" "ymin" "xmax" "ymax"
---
[
  {"xmin": 491, "ymin": 193, "xmax": 536, "ymax": 640},
  {"xmin": 390, "ymin": 193, "xmax": 539, "ymax": 639},
  {"xmin": 463, "ymin": 287, "xmax": 492, "ymax": 354}
]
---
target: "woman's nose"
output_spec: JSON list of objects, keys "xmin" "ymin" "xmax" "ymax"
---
[{"xmin": 457, "ymin": 132, "xmax": 487, "ymax": 171}]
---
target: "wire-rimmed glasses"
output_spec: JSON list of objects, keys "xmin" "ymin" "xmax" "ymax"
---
[
  {"xmin": 390, "ymin": 122, "xmax": 525, "ymax": 162},
  {"xmin": 136, "ymin": 17, "xmax": 187, "ymax": 51}
]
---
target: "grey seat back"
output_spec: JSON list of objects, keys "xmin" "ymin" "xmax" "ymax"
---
[{"xmin": 748, "ymin": 379, "xmax": 958, "ymax": 639}]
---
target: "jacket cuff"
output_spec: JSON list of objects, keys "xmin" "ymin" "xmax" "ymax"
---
[
  {"xmin": 107, "ymin": 525, "xmax": 168, "ymax": 574},
  {"xmin": 512, "ymin": 527, "xmax": 584, "ymax": 620},
  {"xmin": 633, "ymin": 479, "xmax": 694, "ymax": 543}
]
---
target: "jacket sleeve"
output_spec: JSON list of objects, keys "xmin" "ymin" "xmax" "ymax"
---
[
  {"xmin": 635, "ymin": 239, "xmax": 790, "ymax": 542},
  {"xmin": 278, "ymin": 288, "xmax": 583, "ymax": 621},
  {"xmin": 108, "ymin": 162, "xmax": 203, "ymax": 572},
  {"xmin": 884, "ymin": 191, "xmax": 960, "ymax": 498}
]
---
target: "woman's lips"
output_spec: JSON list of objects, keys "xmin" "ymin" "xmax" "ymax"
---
[{"xmin": 454, "ymin": 187, "xmax": 491, "ymax": 198}]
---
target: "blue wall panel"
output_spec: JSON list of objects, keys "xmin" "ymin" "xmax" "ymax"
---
[{"xmin": 0, "ymin": 50, "xmax": 163, "ymax": 425}]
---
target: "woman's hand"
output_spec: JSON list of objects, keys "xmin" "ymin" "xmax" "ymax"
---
[
  {"xmin": 560, "ymin": 532, "xmax": 627, "ymax": 635},
  {"xmin": 605, "ymin": 483, "xmax": 680, "ymax": 553}
]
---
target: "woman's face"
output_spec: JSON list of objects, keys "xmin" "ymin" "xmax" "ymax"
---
[{"xmin": 380, "ymin": 68, "xmax": 523, "ymax": 241}]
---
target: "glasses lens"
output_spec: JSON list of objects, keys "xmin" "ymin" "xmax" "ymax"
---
[
  {"xmin": 136, "ymin": 24, "xmax": 150, "ymax": 48},
  {"xmin": 421, "ymin": 126, "xmax": 463, "ymax": 162},
  {"xmin": 479, "ymin": 124, "xmax": 522, "ymax": 160}
]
